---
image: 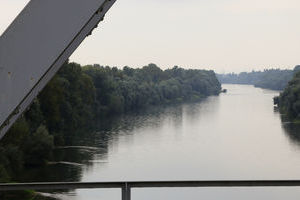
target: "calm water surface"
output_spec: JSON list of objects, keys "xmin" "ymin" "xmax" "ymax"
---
[{"xmin": 26, "ymin": 84, "xmax": 300, "ymax": 199}]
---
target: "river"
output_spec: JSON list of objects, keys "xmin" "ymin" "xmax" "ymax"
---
[{"xmin": 21, "ymin": 84, "xmax": 300, "ymax": 199}]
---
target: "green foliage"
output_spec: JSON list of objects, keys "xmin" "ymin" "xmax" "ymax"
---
[
  {"xmin": 217, "ymin": 68, "xmax": 295, "ymax": 91},
  {"xmin": 0, "ymin": 61, "xmax": 221, "ymax": 182},
  {"xmin": 0, "ymin": 190, "xmax": 33, "ymax": 200},
  {"xmin": 0, "ymin": 118, "xmax": 29, "ymax": 182},
  {"xmin": 0, "ymin": 190, "xmax": 57, "ymax": 200},
  {"xmin": 39, "ymin": 62, "xmax": 96, "ymax": 142},
  {"xmin": 275, "ymin": 70, "xmax": 300, "ymax": 122},
  {"xmin": 22, "ymin": 125, "xmax": 54, "ymax": 166},
  {"xmin": 25, "ymin": 99, "xmax": 44, "ymax": 132},
  {"xmin": 83, "ymin": 64, "xmax": 221, "ymax": 116},
  {"xmin": 1, "ymin": 118, "xmax": 30, "ymax": 146},
  {"xmin": 0, "ymin": 165, "xmax": 10, "ymax": 182}
]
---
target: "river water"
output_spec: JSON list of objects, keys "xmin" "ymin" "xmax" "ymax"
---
[{"xmin": 23, "ymin": 84, "xmax": 300, "ymax": 199}]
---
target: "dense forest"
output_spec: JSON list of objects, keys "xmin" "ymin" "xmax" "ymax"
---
[
  {"xmin": 274, "ymin": 69, "xmax": 300, "ymax": 123},
  {"xmin": 0, "ymin": 62, "xmax": 221, "ymax": 186},
  {"xmin": 217, "ymin": 66, "xmax": 300, "ymax": 90}
]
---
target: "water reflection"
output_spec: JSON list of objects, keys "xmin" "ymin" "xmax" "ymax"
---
[
  {"xmin": 19, "ymin": 102, "xmax": 200, "ymax": 184},
  {"xmin": 184, "ymin": 96, "xmax": 220, "ymax": 123},
  {"xmin": 98, "ymin": 103, "xmax": 186, "ymax": 133},
  {"xmin": 282, "ymin": 122, "xmax": 300, "ymax": 147}
]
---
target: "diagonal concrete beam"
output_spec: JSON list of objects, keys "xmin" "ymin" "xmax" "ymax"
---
[{"xmin": 0, "ymin": 0, "xmax": 116, "ymax": 139}]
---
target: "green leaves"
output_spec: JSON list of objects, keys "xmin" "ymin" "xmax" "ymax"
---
[
  {"xmin": 276, "ymin": 70, "xmax": 300, "ymax": 122},
  {"xmin": 22, "ymin": 125, "xmax": 54, "ymax": 166},
  {"xmin": 217, "ymin": 69, "xmax": 295, "ymax": 91},
  {"xmin": 85, "ymin": 63, "xmax": 221, "ymax": 115},
  {"xmin": 0, "ymin": 62, "xmax": 221, "ymax": 182}
]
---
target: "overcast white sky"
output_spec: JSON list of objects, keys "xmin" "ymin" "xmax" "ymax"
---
[{"xmin": 1, "ymin": 0, "xmax": 300, "ymax": 73}]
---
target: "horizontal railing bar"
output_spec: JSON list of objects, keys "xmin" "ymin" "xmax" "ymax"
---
[
  {"xmin": 2, "ymin": 180, "xmax": 300, "ymax": 191},
  {"xmin": 129, "ymin": 180, "xmax": 300, "ymax": 188},
  {"xmin": 0, "ymin": 182, "xmax": 124, "ymax": 191}
]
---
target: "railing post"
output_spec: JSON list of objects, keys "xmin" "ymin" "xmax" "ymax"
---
[{"xmin": 122, "ymin": 182, "xmax": 131, "ymax": 200}]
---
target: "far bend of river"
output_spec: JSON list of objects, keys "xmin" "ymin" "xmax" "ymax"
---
[{"xmin": 22, "ymin": 84, "xmax": 300, "ymax": 200}]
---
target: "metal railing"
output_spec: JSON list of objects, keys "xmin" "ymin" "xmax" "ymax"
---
[{"xmin": 2, "ymin": 180, "xmax": 300, "ymax": 200}]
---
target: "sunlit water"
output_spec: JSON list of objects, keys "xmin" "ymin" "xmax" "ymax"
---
[{"xmin": 23, "ymin": 84, "xmax": 300, "ymax": 199}]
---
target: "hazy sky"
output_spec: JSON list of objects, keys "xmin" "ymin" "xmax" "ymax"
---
[{"xmin": 1, "ymin": 0, "xmax": 300, "ymax": 73}]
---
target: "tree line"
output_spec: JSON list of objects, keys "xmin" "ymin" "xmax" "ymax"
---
[
  {"xmin": 217, "ymin": 66, "xmax": 300, "ymax": 91},
  {"xmin": 0, "ymin": 62, "xmax": 221, "ymax": 184},
  {"xmin": 274, "ymin": 68, "xmax": 300, "ymax": 123}
]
